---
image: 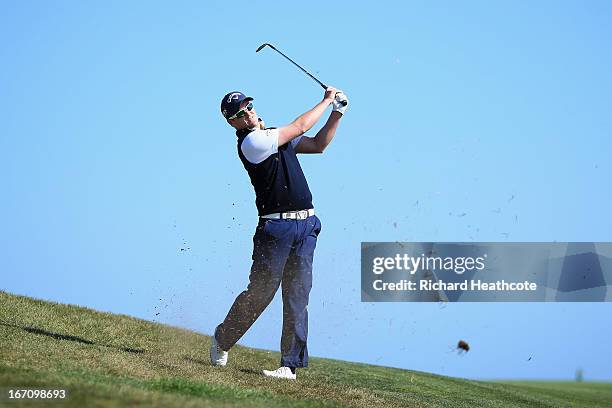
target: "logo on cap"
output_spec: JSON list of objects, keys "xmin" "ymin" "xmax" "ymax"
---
[
  {"xmin": 226, "ymin": 93, "xmax": 242, "ymax": 103},
  {"xmin": 221, "ymin": 91, "xmax": 252, "ymax": 119}
]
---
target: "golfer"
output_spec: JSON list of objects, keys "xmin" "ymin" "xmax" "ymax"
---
[{"xmin": 210, "ymin": 87, "xmax": 348, "ymax": 380}]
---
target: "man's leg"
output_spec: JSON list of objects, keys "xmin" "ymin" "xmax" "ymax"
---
[
  {"xmin": 215, "ymin": 219, "xmax": 293, "ymax": 351},
  {"xmin": 280, "ymin": 215, "xmax": 321, "ymax": 369}
]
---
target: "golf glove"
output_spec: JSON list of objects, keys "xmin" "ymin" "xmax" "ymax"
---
[{"xmin": 332, "ymin": 91, "xmax": 349, "ymax": 115}]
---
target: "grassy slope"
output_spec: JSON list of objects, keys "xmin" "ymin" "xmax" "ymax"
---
[{"xmin": 1, "ymin": 291, "xmax": 611, "ymax": 408}]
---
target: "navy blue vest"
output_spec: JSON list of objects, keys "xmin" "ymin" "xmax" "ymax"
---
[{"xmin": 236, "ymin": 128, "xmax": 313, "ymax": 216}]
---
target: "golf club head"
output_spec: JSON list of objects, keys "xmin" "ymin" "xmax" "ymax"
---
[{"xmin": 256, "ymin": 43, "xmax": 272, "ymax": 53}]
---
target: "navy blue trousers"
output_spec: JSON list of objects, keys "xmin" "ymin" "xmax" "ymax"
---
[{"xmin": 215, "ymin": 215, "xmax": 321, "ymax": 368}]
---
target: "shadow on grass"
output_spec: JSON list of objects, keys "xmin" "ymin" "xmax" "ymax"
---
[
  {"xmin": 181, "ymin": 356, "xmax": 263, "ymax": 376},
  {"xmin": 0, "ymin": 321, "xmax": 145, "ymax": 354},
  {"xmin": 183, "ymin": 356, "xmax": 208, "ymax": 366},
  {"xmin": 239, "ymin": 368, "xmax": 262, "ymax": 376}
]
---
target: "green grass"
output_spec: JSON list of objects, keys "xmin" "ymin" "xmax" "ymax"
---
[{"xmin": 1, "ymin": 291, "xmax": 611, "ymax": 407}]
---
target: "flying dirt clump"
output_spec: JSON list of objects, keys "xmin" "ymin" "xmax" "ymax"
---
[{"xmin": 457, "ymin": 340, "xmax": 470, "ymax": 353}]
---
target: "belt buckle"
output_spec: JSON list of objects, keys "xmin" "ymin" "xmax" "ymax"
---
[{"xmin": 298, "ymin": 210, "xmax": 307, "ymax": 220}]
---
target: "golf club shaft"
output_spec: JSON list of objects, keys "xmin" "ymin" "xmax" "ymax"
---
[
  {"xmin": 257, "ymin": 43, "xmax": 347, "ymax": 106},
  {"xmin": 266, "ymin": 44, "xmax": 327, "ymax": 89}
]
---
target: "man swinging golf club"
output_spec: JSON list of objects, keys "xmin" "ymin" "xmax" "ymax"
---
[{"xmin": 211, "ymin": 86, "xmax": 348, "ymax": 380}]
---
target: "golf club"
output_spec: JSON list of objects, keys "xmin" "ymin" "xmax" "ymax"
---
[{"xmin": 256, "ymin": 43, "xmax": 348, "ymax": 106}]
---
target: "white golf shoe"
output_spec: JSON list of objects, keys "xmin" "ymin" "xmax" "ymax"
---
[
  {"xmin": 262, "ymin": 366, "xmax": 296, "ymax": 380},
  {"xmin": 209, "ymin": 336, "xmax": 228, "ymax": 366}
]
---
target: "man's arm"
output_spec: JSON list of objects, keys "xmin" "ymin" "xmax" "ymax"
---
[
  {"xmin": 277, "ymin": 87, "xmax": 338, "ymax": 147},
  {"xmin": 295, "ymin": 91, "xmax": 349, "ymax": 154},
  {"xmin": 294, "ymin": 111, "xmax": 343, "ymax": 154}
]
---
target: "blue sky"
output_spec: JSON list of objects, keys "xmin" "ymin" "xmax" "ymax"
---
[{"xmin": 1, "ymin": 1, "xmax": 611, "ymax": 380}]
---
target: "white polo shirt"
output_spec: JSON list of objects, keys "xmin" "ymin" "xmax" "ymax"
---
[{"xmin": 241, "ymin": 128, "xmax": 304, "ymax": 164}]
